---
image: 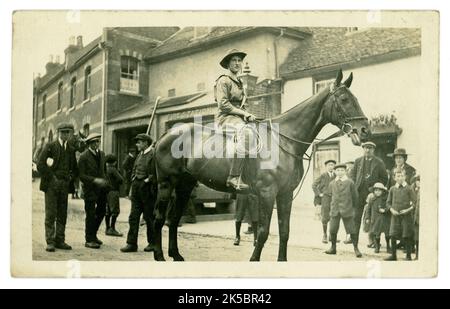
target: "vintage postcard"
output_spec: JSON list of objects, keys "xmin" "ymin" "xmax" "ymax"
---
[{"xmin": 11, "ymin": 10, "xmax": 439, "ymax": 278}]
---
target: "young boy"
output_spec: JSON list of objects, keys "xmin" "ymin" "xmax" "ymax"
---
[
  {"xmin": 365, "ymin": 183, "xmax": 390, "ymax": 254},
  {"xmin": 325, "ymin": 163, "xmax": 362, "ymax": 258},
  {"xmin": 412, "ymin": 174, "xmax": 420, "ymax": 260},
  {"xmin": 312, "ymin": 159, "xmax": 336, "ymax": 244},
  {"xmin": 384, "ymin": 169, "xmax": 416, "ymax": 261},
  {"xmin": 104, "ymin": 154, "xmax": 124, "ymax": 237}
]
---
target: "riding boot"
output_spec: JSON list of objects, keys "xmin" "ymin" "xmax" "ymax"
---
[
  {"xmin": 234, "ymin": 221, "xmax": 241, "ymax": 245},
  {"xmin": 252, "ymin": 221, "xmax": 258, "ymax": 246},
  {"xmin": 405, "ymin": 238, "xmax": 412, "ymax": 261},
  {"xmin": 325, "ymin": 233, "xmax": 337, "ymax": 255},
  {"xmin": 374, "ymin": 237, "xmax": 381, "ymax": 253},
  {"xmin": 322, "ymin": 223, "xmax": 328, "ymax": 244},
  {"xmin": 227, "ymin": 157, "xmax": 249, "ymax": 192},
  {"xmin": 384, "ymin": 237, "xmax": 397, "ymax": 261},
  {"xmin": 351, "ymin": 233, "xmax": 362, "ymax": 258}
]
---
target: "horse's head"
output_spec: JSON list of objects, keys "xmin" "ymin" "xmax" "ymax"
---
[
  {"xmin": 68, "ymin": 130, "xmax": 87, "ymax": 152},
  {"xmin": 322, "ymin": 69, "xmax": 370, "ymax": 145}
]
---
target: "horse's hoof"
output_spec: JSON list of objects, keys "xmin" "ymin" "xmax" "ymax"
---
[
  {"xmin": 277, "ymin": 258, "xmax": 287, "ymax": 262},
  {"xmin": 249, "ymin": 256, "xmax": 260, "ymax": 262},
  {"xmin": 154, "ymin": 252, "xmax": 166, "ymax": 261},
  {"xmin": 169, "ymin": 251, "xmax": 185, "ymax": 261}
]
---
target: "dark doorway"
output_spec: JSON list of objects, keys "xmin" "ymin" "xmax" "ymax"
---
[{"xmin": 371, "ymin": 133, "xmax": 397, "ymax": 170}]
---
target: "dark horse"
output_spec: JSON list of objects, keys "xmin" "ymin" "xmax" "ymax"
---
[{"xmin": 152, "ymin": 70, "xmax": 370, "ymax": 261}]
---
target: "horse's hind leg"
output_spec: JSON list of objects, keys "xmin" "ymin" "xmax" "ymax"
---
[
  {"xmin": 153, "ymin": 179, "xmax": 173, "ymax": 261},
  {"xmin": 276, "ymin": 191, "xmax": 293, "ymax": 261},
  {"xmin": 250, "ymin": 185, "xmax": 277, "ymax": 261},
  {"xmin": 168, "ymin": 177, "xmax": 197, "ymax": 261}
]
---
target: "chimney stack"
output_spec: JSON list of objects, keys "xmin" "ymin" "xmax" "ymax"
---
[
  {"xmin": 55, "ymin": 55, "xmax": 60, "ymax": 63},
  {"xmin": 76, "ymin": 35, "xmax": 83, "ymax": 48},
  {"xmin": 69, "ymin": 36, "xmax": 76, "ymax": 46},
  {"xmin": 49, "ymin": 54, "xmax": 54, "ymax": 63}
]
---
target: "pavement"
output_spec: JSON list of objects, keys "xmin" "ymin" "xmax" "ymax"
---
[{"xmin": 32, "ymin": 178, "xmax": 395, "ymax": 261}]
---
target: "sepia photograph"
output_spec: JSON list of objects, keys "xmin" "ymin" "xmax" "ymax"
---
[{"xmin": 10, "ymin": 10, "xmax": 439, "ymax": 278}]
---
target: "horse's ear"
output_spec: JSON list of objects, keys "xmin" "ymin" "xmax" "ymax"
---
[
  {"xmin": 335, "ymin": 69, "xmax": 343, "ymax": 85},
  {"xmin": 343, "ymin": 72, "xmax": 353, "ymax": 88}
]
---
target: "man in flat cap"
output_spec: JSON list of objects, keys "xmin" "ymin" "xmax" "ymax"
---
[
  {"xmin": 78, "ymin": 133, "xmax": 109, "ymax": 249},
  {"xmin": 121, "ymin": 133, "xmax": 157, "ymax": 253},
  {"xmin": 37, "ymin": 122, "xmax": 78, "ymax": 252},
  {"xmin": 350, "ymin": 141, "xmax": 388, "ymax": 244}
]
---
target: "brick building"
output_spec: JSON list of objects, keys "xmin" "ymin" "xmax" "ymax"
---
[{"xmin": 33, "ymin": 27, "xmax": 179, "ymax": 153}]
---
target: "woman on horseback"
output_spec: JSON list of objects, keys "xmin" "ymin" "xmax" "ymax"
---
[{"xmin": 214, "ymin": 49, "xmax": 257, "ymax": 191}]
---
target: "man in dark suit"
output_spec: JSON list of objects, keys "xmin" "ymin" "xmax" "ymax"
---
[
  {"xmin": 350, "ymin": 141, "xmax": 388, "ymax": 242},
  {"xmin": 37, "ymin": 123, "xmax": 78, "ymax": 252},
  {"xmin": 78, "ymin": 133, "xmax": 109, "ymax": 249},
  {"xmin": 121, "ymin": 134, "xmax": 157, "ymax": 253},
  {"xmin": 312, "ymin": 159, "xmax": 336, "ymax": 244}
]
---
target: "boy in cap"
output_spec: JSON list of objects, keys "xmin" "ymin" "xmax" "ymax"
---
[
  {"xmin": 325, "ymin": 163, "xmax": 362, "ymax": 258},
  {"xmin": 121, "ymin": 133, "xmax": 157, "ymax": 253},
  {"xmin": 78, "ymin": 133, "xmax": 109, "ymax": 249},
  {"xmin": 384, "ymin": 169, "xmax": 416, "ymax": 261},
  {"xmin": 37, "ymin": 122, "xmax": 78, "ymax": 252},
  {"xmin": 365, "ymin": 183, "xmax": 390, "ymax": 253},
  {"xmin": 312, "ymin": 159, "xmax": 336, "ymax": 243},
  {"xmin": 104, "ymin": 154, "xmax": 124, "ymax": 237}
]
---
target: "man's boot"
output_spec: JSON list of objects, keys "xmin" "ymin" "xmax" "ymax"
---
[
  {"xmin": 405, "ymin": 238, "xmax": 412, "ymax": 261},
  {"xmin": 108, "ymin": 215, "xmax": 123, "ymax": 237},
  {"xmin": 384, "ymin": 237, "xmax": 397, "ymax": 261},
  {"xmin": 120, "ymin": 244, "xmax": 138, "ymax": 252},
  {"xmin": 351, "ymin": 234, "xmax": 362, "ymax": 258},
  {"xmin": 234, "ymin": 221, "xmax": 241, "ymax": 246},
  {"xmin": 325, "ymin": 234, "xmax": 337, "ymax": 255},
  {"xmin": 386, "ymin": 236, "xmax": 391, "ymax": 253},
  {"xmin": 374, "ymin": 237, "xmax": 381, "ymax": 253}
]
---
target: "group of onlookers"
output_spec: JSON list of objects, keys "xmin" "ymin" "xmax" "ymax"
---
[{"xmin": 312, "ymin": 142, "xmax": 420, "ymax": 260}]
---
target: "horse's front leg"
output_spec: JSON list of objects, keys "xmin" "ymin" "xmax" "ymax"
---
[
  {"xmin": 153, "ymin": 181, "xmax": 172, "ymax": 261},
  {"xmin": 168, "ymin": 183, "xmax": 195, "ymax": 261},
  {"xmin": 276, "ymin": 191, "xmax": 293, "ymax": 261},
  {"xmin": 250, "ymin": 184, "xmax": 277, "ymax": 262}
]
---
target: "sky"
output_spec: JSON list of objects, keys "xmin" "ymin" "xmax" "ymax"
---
[{"xmin": 15, "ymin": 11, "xmax": 106, "ymax": 76}]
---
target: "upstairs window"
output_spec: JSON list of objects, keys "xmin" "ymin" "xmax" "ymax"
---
[
  {"xmin": 57, "ymin": 82, "xmax": 63, "ymax": 110},
  {"xmin": 70, "ymin": 77, "xmax": 77, "ymax": 108},
  {"xmin": 84, "ymin": 66, "xmax": 91, "ymax": 100},
  {"xmin": 313, "ymin": 77, "xmax": 335, "ymax": 94},
  {"xmin": 41, "ymin": 94, "xmax": 47, "ymax": 119},
  {"xmin": 120, "ymin": 56, "xmax": 139, "ymax": 94}
]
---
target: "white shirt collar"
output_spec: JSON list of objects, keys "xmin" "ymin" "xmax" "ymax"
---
[
  {"xmin": 395, "ymin": 181, "xmax": 408, "ymax": 188},
  {"xmin": 143, "ymin": 145, "xmax": 153, "ymax": 155},
  {"xmin": 58, "ymin": 137, "xmax": 66, "ymax": 148},
  {"xmin": 89, "ymin": 147, "xmax": 98, "ymax": 156},
  {"xmin": 337, "ymin": 175, "xmax": 348, "ymax": 181}
]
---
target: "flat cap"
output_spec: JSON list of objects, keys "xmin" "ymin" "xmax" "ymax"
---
[
  {"xmin": 324, "ymin": 159, "xmax": 337, "ymax": 166},
  {"xmin": 334, "ymin": 163, "xmax": 347, "ymax": 170},
  {"xmin": 134, "ymin": 133, "xmax": 152, "ymax": 143},
  {"xmin": 361, "ymin": 141, "xmax": 376, "ymax": 148},
  {"xmin": 57, "ymin": 122, "xmax": 74, "ymax": 131}
]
